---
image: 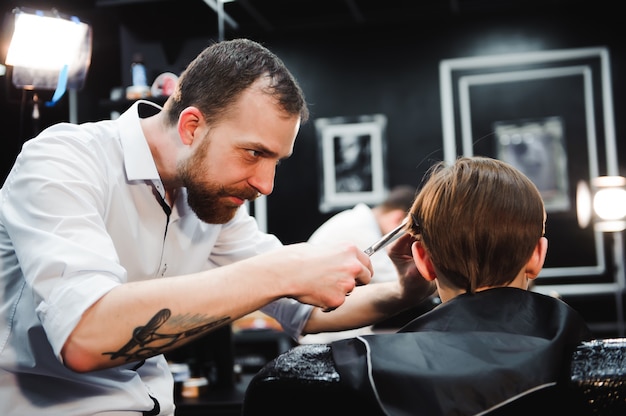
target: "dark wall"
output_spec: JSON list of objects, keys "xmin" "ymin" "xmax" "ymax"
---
[{"xmin": 260, "ymin": 14, "xmax": 626, "ymax": 245}]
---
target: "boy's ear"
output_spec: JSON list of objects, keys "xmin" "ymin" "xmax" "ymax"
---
[
  {"xmin": 411, "ymin": 241, "xmax": 437, "ymax": 281},
  {"xmin": 525, "ymin": 237, "xmax": 548, "ymax": 280}
]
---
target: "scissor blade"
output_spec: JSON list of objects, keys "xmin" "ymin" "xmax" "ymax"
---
[{"xmin": 363, "ymin": 219, "xmax": 408, "ymax": 256}]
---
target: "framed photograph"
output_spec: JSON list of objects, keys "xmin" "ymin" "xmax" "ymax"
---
[
  {"xmin": 439, "ymin": 47, "xmax": 619, "ymax": 290},
  {"xmin": 494, "ymin": 116, "xmax": 569, "ymax": 212},
  {"xmin": 315, "ymin": 114, "xmax": 388, "ymax": 213}
]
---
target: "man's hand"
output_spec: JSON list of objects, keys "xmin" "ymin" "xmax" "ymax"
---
[
  {"xmin": 265, "ymin": 242, "xmax": 373, "ymax": 312},
  {"xmin": 388, "ymin": 232, "xmax": 436, "ymax": 299}
]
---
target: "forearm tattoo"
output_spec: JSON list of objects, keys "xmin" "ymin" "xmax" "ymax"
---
[{"xmin": 103, "ymin": 309, "xmax": 230, "ymax": 362}]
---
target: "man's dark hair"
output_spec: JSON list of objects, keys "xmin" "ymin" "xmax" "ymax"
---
[{"xmin": 165, "ymin": 38, "xmax": 309, "ymax": 126}]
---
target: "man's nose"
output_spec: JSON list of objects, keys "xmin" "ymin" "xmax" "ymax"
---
[{"xmin": 249, "ymin": 163, "xmax": 275, "ymax": 196}]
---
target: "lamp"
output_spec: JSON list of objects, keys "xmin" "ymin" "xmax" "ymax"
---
[
  {"xmin": 577, "ymin": 175, "xmax": 626, "ymax": 337},
  {"xmin": 577, "ymin": 176, "xmax": 626, "ymax": 232},
  {"xmin": 4, "ymin": 7, "xmax": 92, "ymax": 126}
]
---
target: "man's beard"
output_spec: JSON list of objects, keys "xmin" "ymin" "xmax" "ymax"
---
[{"xmin": 178, "ymin": 139, "xmax": 258, "ymax": 224}]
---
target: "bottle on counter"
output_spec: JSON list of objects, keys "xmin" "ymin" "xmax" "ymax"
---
[
  {"xmin": 126, "ymin": 52, "xmax": 150, "ymax": 99},
  {"xmin": 131, "ymin": 52, "xmax": 148, "ymax": 87}
]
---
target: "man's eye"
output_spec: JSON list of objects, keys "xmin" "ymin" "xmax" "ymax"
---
[{"xmin": 247, "ymin": 149, "xmax": 261, "ymax": 157}]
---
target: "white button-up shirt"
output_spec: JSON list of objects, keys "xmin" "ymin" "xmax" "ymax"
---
[{"xmin": 0, "ymin": 101, "xmax": 311, "ymax": 415}]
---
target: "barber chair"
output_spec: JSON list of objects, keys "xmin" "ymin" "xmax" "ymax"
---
[{"xmin": 241, "ymin": 338, "xmax": 626, "ymax": 416}]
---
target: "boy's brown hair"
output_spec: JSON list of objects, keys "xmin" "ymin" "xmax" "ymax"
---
[{"xmin": 407, "ymin": 156, "xmax": 546, "ymax": 293}]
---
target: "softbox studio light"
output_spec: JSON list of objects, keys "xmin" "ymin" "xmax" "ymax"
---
[{"xmin": 5, "ymin": 7, "xmax": 92, "ymax": 102}]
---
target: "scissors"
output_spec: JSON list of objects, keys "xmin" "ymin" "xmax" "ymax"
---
[{"xmin": 363, "ymin": 218, "xmax": 408, "ymax": 256}]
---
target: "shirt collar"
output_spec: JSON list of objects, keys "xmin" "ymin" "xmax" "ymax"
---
[{"xmin": 118, "ymin": 100, "xmax": 162, "ymax": 182}]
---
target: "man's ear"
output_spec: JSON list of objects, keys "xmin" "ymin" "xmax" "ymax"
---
[
  {"xmin": 411, "ymin": 241, "xmax": 437, "ymax": 281},
  {"xmin": 525, "ymin": 236, "xmax": 548, "ymax": 280},
  {"xmin": 177, "ymin": 107, "xmax": 203, "ymax": 146}
]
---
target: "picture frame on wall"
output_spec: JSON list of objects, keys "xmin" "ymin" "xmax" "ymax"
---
[{"xmin": 315, "ymin": 114, "xmax": 388, "ymax": 213}]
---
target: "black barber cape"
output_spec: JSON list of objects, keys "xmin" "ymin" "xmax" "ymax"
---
[{"xmin": 331, "ymin": 287, "xmax": 592, "ymax": 416}]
